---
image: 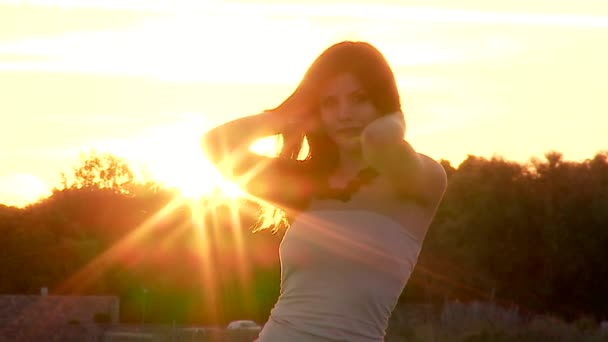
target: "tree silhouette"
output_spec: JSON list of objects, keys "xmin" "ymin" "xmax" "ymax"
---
[{"xmin": 59, "ymin": 151, "xmax": 135, "ymax": 194}]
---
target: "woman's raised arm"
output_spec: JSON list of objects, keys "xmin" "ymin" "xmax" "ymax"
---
[
  {"xmin": 202, "ymin": 111, "xmax": 291, "ymax": 176},
  {"xmin": 361, "ymin": 112, "xmax": 447, "ymax": 207},
  {"xmin": 201, "ymin": 111, "xmax": 310, "ymax": 207}
]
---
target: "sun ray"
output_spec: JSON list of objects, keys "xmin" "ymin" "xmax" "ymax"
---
[
  {"xmin": 54, "ymin": 196, "xmax": 186, "ymax": 294},
  {"xmin": 189, "ymin": 198, "xmax": 220, "ymax": 323},
  {"xmin": 226, "ymin": 199, "xmax": 254, "ymax": 315},
  {"xmin": 157, "ymin": 219, "xmax": 192, "ymax": 252}
]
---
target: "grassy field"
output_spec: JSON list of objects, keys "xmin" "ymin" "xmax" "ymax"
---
[{"xmin": 385, "ymin": 301, "xmax": 608, "ymax": 342}]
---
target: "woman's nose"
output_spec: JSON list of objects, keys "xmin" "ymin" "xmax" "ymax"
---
[{"xmin": 336, "ymin": 100, "xmax": 353, "ymax": 120}]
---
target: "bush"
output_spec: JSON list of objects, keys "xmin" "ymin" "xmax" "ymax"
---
[
  {"xmin": 439, "ymin": 301, "xmax": 521, "ymax": 335},
  {"xmin": 574, "ymin": 315, "xmax": 597, "ymax": 334},
  {"xmin": 93, "ymin": 312, "xmax": 111, "ymax": 324}
]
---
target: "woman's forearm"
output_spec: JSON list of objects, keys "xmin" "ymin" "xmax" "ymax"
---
[{"xmin": 201, "ymin": 111, "xmax": 287, "ymax": 166}]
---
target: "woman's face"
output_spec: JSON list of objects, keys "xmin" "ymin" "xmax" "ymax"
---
[{"xmin": 318, "ymin": 73, "xmax": 381, "ymax": 152}]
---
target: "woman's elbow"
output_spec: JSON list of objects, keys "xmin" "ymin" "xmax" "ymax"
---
[{"xmin": 201, "ymin": 132, "xmax": 222, "ymax": 165}]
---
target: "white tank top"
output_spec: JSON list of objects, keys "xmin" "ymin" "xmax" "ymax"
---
[{"xmin": 257, "ymin": 210, "xmax": 423, "ymax": 342}]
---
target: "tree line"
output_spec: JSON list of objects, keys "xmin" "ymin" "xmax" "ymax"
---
[{"xmin": 0, "ymin": 150, "xmax": 606, "ymax": 324}]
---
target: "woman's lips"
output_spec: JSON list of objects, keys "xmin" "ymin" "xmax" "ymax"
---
[{"xmin": 336, "ymin": 127, "xmax": 363, "ymax": 136}]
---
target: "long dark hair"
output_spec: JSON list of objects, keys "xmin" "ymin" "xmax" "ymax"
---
[{"xmin": 273, "ymin": 41, "xmax": 402, "ymax": 173}]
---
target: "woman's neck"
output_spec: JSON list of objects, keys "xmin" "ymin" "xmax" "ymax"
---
[{"xmin": 335, "ymin": 149, "xmax": 367, "ymax": 178}]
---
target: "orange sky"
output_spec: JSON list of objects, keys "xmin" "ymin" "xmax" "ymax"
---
[{"xmin": 1, "ymin": 0, "xmax": 607, "ymax": 207}]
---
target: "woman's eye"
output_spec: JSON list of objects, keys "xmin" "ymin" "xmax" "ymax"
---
[
  {"xmin": 320, "ymin": 97, "xmax": 337, "ymax": 109},
  {"xmin": 352, "ymin": 93, "xmax": 369, "ymax": 104}
]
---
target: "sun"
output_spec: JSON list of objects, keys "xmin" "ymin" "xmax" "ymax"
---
[{"xmin": 152, "ymin": 156, "xmax": 246, "ymax": 200}]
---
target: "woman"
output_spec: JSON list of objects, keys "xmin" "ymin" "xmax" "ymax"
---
[{"xmin": 202, "ymin": 41, "xmax": 447, "ymax": 341}]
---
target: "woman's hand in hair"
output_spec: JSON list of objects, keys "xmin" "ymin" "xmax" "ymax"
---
[
  {"xmin": 269, "ymin": 83, "xmax": 319, "ymax": 133},
  {"xmin": 361, "ymin": 111, "xmax": 406, "ymax": 146},
  {"xmin": 268, "ymin": 96, "xmax": 319, "ymax": 133},
  {"xmin": 265, "ymin": 108, "xmax": 317, "ymax": 134}
]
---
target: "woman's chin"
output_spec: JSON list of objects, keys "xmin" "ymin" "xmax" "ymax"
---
[{"xmin": 335, "ymin": 137, "xmax": 363, "ymax": 152}]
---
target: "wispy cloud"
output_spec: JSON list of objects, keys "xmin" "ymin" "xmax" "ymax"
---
[
  {"xmin": 217, "ymin": 3, "xmax": 608, "ymax": 28},
  {"xmin": 0, "ymin": 3, "xmax": 156, "ymax": 42},
  {"xmin": 0, "ymin": 0, "xmax": 219, "ymax": 12},
  {"xmin": 2, "ymin": 1, "xmax": 606, "ymax": 84},
  {"xmin": 0, "ymin": 11, "xmax": 519, "ymax": 83},
  {"xmin": 0, "ymin": 53, "xmax": 51, "ymax": 62}
]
